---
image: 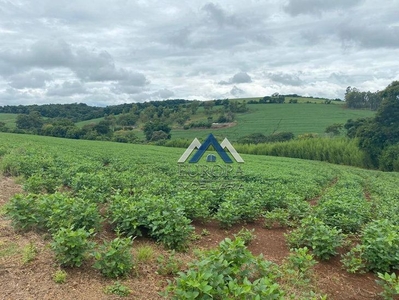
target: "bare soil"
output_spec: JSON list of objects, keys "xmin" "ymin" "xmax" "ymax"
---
[{"xmin": 0, "ymin": 176, "xmax": 391, "ymax": 300}]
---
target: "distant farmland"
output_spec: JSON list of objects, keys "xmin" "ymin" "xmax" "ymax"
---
[
  {"xmin": 0, "ymin": 113, "xmax": 18, "ymax": 128},
  {"xmin": 172, "ymin": 103, "xmax": 375, "ymax": 141}
]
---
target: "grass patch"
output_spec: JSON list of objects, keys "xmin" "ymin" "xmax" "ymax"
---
[{"xmin": 0, "ymin": 241, "xmax": 19, "ymax": 258}]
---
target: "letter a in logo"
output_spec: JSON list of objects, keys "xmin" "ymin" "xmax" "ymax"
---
[{"xmin": 178, "ymin": 133, "xmax": 244, "ymax": 163}]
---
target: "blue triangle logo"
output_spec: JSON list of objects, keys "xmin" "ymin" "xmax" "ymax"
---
[{"xmin": 189, "ymin": 133, "xmax": 233, "ymax": 163}]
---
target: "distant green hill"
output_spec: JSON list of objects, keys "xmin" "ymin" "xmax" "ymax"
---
[
  {"xmin": 172, "ymin": 103, "xmax": 374, "ymax": 141},
  {"xmin": 1, "ymin": 97, "xmax": 375, "ymax": 142}
]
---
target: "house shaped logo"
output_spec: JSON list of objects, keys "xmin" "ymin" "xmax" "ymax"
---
[{"xmin": 178, "ymin": 133, "xmax": 244, "ymax": 163}]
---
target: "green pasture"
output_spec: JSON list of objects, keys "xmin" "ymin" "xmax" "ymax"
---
[
  {"xmin": 0, "ymin": 113, "xmax": 18, "ymax": 128},
  {"xmin": 75, "ymin": 117, "xmax": 105, "ymax": 127},
  {"xmin": 172, "ymin": 103, "xmax": 375, "ymax": 141}
]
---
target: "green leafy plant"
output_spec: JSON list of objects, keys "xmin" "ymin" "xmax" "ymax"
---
[
  {"xmin": 264, "ymin": 208, "xmax": 293, "ymax": 229},
  {"xmin": 201, "ymin": 229, "xmax": 210, "ymax": 236},
  {"xmin": 93, "ymin": 237, "xmax": 134, "ymax": 278},
  {"xmin": 360, "ymin": 219, "xmax": 399, "ymax": 272},
  {"xmin": 6, "ymin": 193, "xmax": 102, "ymax": 234},
  {"xmin": 5, "ymin": 194, "xmax": 40, "ymax": 231},
  {"xmin": 282, "ymin": 247, "xmax": 317, "ymax": 288},
  {"xmin": 285, "ymin": 216, "xmax": 344, "ymax": 260},
  {"xmin": 234, "ymin": 228, "xmax": 256, "ymax": 246},
  {"xmin": 53, "ymin": 270, "xmax": 67, "ymax": 284},
  {"xmin": 165, "ymin": 237, "xmax": 284, "ymax": 299},
  {"xmin": 156, "ymin": 250, "xmax": 182, "ymax": 276},
  {"xmin": 376, "ymin": 272, "xmax": 399, "ymax": 300},
  {"xmin": 189, "ymin": 233, "xmax": 201, "ymax": 241},
  {"xmin": 315, "ymin": 191, "xmax": 371, "ymax": 233},
  {"xmin": 109, "ymin": 195, "xmax": 194, "ymax": 251},
  {"xmin": 51, "ymin": 227, "xmax": 94, "ymax": 267},
  {"xmin": 341, "ymin": 244, "xmax": 366, "ymax": 274},
  {"xmin": 104, "ymin": 281, "xmax": 132, "ymax": 297}
]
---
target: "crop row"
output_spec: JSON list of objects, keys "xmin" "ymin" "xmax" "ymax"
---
[{"xmin": 1, "ymin": 133, "xmax": 399, "ymax": 298}]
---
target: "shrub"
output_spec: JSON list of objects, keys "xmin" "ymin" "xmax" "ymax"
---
[
  {"xmin": 165, "ymin": 237, "xmax": 284, "ymax": 299},
  {"xmin": 42, "ymin": 193, "xmax": 102, "ymax": 233},
  {"xmin": 282, "ymin": 247, "xmax": 317, "ymax": 288},
  {"xmin": 341, "ymin": 244, "xmax": 367, "ymax": 274},
  {"xmin": 51, "ymin": 227, "xmax": 94, "ymax": 267},
  {"xmin": 109, "ymin": 195, "xmax": 194, "ymax": 251},
  {"xmin": 5, "ymin": 194, "xmax": 40, "ymax": 231},
  {"xmin": 264, "ymin": 208, "xmax": 293, "ymax": 229},
  {"xmin": 215, "ymin": 190, "xmax": 263, "ymax": 228},
  {"xmin": 23, "ymin": 173, "xmax": 61, "ymax": 193},
  {"xmin": 53, "ymin": 270, "xmax": 67, "ymax": 284},
  {"xmin": 379, "ymin": 143, "xmax": 399, "ymax": 171},
  {"xmin": 6, "ymin": 193, "xmax": 102, "ymax": 233},
  {"xmin": 361, "ymin": 219, "xmax": 399, "ymax": 272},
  {"xmin": 148, "ymin": 205, "xmax": 193, "ymax": 251},
  {"xmin": 93, "ymin": 237, "xmax": 134, "ymax": 278},
  {"xmin": 104, "ymin": 281, "xmax": 132, "ymax": 297},
  {"xmin": 315, "ymin": 193, "xmax": 371, "ymax": 233},
  {"xmin": 285, "ymin": 216, "xmax": 344, "ymax": 260},
  {"xmin": 376, "ymin": 272, "xmax": 399, "ymax": 300},
  {"xmin": 234, "ymin": 228, "xmax": 256, "ymax": 246}
]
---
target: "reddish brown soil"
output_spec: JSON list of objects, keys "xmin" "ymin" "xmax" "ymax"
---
[{"xmin": 0, "ymin": 176, "xmax": 391, "ymax": 300}]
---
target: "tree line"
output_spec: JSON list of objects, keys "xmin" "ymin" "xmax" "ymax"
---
[
  {"xmin": 344, "ymin": 87, "xmax": 383, "ymax": 110},
  {"xmin": 0, "ymin": 98, "xmax": 248, "ymax": 144}
]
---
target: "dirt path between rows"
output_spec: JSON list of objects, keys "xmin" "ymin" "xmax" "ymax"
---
[{"xmin": 0, "ymin": 176, "xmax": 387, "ymax": 300}]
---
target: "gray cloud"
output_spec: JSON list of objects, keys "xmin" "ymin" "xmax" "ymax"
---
[
  {"xmin": 201, "ymin": 2, "xmax": 245, "ymax": 28},
  {"xmin": 8, "ymin": 70, "xmax": 53, "ymax": 89},
  {"xmin": 230, "ymin": 86, "xmax": 244, "ymax": 96},
  {"xmin": 284, "ymin": 0, "xmax": 363, "ymax": 16},
  {"xmin": 46, "ymin": 81, "xmax": 87, "ymax": 97},
  {"xmin": 0, "ymin": 40, "xmax": 73, "ymax": 74},
  {"xmin": 219, "ymin": 72, "xmax": 252, "ymax": 85},
  {"xmin": 157, "ymin": 88, "xmax": 175, "ymax": 99},
  {"xmin": 338, "ymin": 23, "xmax": 399, "ymax": 49},
  {"xmin": 267, "ymin": 72, "xmax": 303, "ymax": 86}
]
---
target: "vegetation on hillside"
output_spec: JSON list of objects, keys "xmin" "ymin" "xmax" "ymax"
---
[
  {"xmin": 344, "ymin": 81, "xmax": 399, "ymax": 171},
  {"xmin": 0, "ymin": 81, "xmax": 397, "ymax": 172},
  {"xmin": 1, "ymin": 133, "xmax": 399, "ymax": 298}
]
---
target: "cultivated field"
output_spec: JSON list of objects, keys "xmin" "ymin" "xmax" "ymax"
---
[
  {"xmin": 0, "ymin": 133, "xmax": 398, "ymax": 299},
  {"xmin": 0, "ymin": 113, "xmax": 18, "ymax": 128},
  {"xmin": 171, "ymin": 103, "xmax": 375, "ymax": 141}
]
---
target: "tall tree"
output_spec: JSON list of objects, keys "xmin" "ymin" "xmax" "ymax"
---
[{"xmin": 346, "ymin": 81, "xmax": 399, "ymax": 167}]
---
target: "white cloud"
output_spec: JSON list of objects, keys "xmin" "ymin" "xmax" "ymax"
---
[{"xmin": 0, "ymin": 0, "xmax": 398, "ymax": 106}]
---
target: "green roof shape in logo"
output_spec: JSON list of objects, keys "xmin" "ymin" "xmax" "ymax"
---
[{"xmin": 178, "ymin": 133, "xmax": 244, "ymax": 163}]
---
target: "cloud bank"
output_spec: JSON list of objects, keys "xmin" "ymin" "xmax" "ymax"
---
[{"xmin": 0, "ymin": 0, "xmax": 398, "ymax": 106}]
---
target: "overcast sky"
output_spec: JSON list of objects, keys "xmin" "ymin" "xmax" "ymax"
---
[{"xmin": 0, "ymin": 0, "xmax": 398, "ymax": 106}]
